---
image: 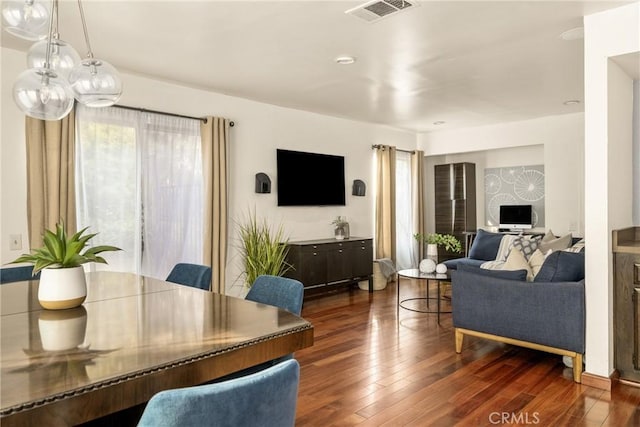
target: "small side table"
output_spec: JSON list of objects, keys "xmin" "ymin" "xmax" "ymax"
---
[{"xmin": 397, "ymin": 268, "xmax": 452, "ymax": 323}]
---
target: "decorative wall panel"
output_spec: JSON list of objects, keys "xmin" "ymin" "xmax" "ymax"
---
[{"xmin": 484, "ymin": 165, "xmax": 545, "ymax": 227}]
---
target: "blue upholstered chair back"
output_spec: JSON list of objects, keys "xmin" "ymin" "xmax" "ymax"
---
[
  {"xmin": 165, "ymin": 263, "xmax": 212, "ymax": 291},
  {"xmin": 245, "ymin": 275, "xmax": 304, "ymax": 316},
  {"xmin": 0, "ymin": 265, "xmax": 40, "ymax": 284},
  {"xmin": 137, "ymin": 359, "xmax": 300, "ymax": 427}
]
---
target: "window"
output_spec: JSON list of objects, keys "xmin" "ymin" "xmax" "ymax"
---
[
  {"xmin": 395, "ymin": 151, "xmax": 416, "ymax": 270},
  {"xmin": 75, "ymin": 105, "xmax": 203, "ymax": 279}
]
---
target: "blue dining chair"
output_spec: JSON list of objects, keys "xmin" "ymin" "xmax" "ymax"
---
[
  {"xmin": 0, "ymin": 265, "xmax": 40, "ymax": 284},
  {"xmin": 245, "ymin": 275, "xmax": 304, "ymax": 316},
  {"xmin": 212, "ymin": 275, "xmax": 305, "ymax": 385},
  {"xmin": 137, "ymin": 359, "xmax": 300, "ymax": 427},
  {"xmin": 165, "ymin": 263, "xmax": 212, "ymax": 291}
]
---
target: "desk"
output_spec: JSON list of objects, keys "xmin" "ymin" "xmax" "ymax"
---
[
  {"xmin": 1, "ymin": 272, "xmax": 313, "ymax": 427},
  {"xmin": 397, "ymin": 269, "xmax": 452, "ymax": 324}
]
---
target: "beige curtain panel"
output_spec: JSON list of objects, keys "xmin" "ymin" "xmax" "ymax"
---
[
  {"xmin": 25, "ymin": 110, "xmax": 77, "ymax": 250},
  {"xmin": 374, "ymin": 145, "xmax": 396, "ymax": 262},
  {"xmin": 412, "ymin": 150, "xmax": 426, "ymax": 261},
  {"xmin": 201, "ymin": 116, "xmax": 231, "ymax": 294}
]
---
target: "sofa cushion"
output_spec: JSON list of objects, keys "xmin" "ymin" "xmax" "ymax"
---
[
  {"xmin": 528, "ymin": 249, "xmax": 547, "ymax": 278},
  {"xmin": 538, "ymin": 233, "xmax": 572, "ymax": 253},
  {"xmin": 468, "ymin": 229, "xmax": 504, "ymax": 261},
  {"xmin": 443, "ymin": 257, "xmax": 485, "ymax": 270},
  {"xmin": 495, "ymin": 235, "xmax": 518, "ymax": 262},
  {"xmin": 564, "ymin": 238, "xmax": 585, "ymax": 253},
  {"xmin": 534, "ymin": 251, "xmax": 585, "ymax": 282},
  {"xmin": 458, "ymin": 263, "xmax": 528, "ymax": 281},
  {"xmin": 503, "ymin": 248, "xmax": 533, "ymax": 279},
  {"xmin": 512, "ymin": 235, "xmax": 542, "ymax": 260}
]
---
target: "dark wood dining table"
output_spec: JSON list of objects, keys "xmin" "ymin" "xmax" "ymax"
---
[{"xmin": 0, "ymin": 271, "xmax": 314, "ymax": 427}]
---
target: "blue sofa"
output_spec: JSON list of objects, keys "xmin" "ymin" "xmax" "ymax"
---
[{"xmin": 449, "ymin": 229, "xmax": 586, "ymax": 383}]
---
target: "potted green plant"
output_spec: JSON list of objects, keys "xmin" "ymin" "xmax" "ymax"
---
[
  {"xmin": 11, "ymin": 221, "xmax": 121, "ymax": 310},
  {"xmin": 414, "ymin": 233, "xmax": 462, "ymax": 267},
  {"xmin": 238, "ymin": 211, "xmax": 292, "ymax": 287},
  {"xmin": 331, "ymin": 216, "xmax": 350, "ymax": 240}
]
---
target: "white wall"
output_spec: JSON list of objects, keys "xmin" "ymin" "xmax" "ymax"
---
[
  {"xmin": 584, "ymin": 2, "xmax": 639, "ymax": 379},
  {"xmin": 417, "ymin": 113, "xmax": 584, "ymax": 237},
  {"xmin": 0, "ymin": 47, "xmax": 416, "ymax": 296}
]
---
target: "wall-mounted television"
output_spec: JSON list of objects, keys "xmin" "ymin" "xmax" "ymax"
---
[
  {"xmin": 499, "ymin": 204, "xmax": 533, "ymax": 230},
  {"xmin": 276, "ymin": 149, "xmax": 345, "ymax": 206}
]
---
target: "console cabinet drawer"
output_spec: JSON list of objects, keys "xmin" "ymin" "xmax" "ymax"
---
[{"xmin": 284, "ymin": 238, "xmax": 373, "ymax": 289}]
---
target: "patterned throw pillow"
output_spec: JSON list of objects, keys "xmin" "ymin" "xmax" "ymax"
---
[
  {"xmin": 511, "ymin": 235, "xmax": 541, "ymax": 260},
  {"xmin": 494, "ymin": 235, "xmax": 518, "ymax": 262}
]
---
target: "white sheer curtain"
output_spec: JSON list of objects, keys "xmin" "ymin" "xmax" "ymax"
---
[
  {"xmin": 139, "ymin": 113, "xmax": 203, "ymax": 278},
  {"xmin": 396, "ymin": 151, "xmax": 416, "ymax": 269},
  {"xmin": 76, "ymin": 105, "xmax": 203, "ymax": 279}
]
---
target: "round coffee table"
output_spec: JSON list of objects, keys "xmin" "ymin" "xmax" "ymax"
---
[{"xmin": 397, "ymin": 268, "xmax": 452, "ymax": 323}]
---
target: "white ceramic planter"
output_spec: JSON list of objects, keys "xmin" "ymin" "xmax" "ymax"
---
[
  {"xmin": 38, "ymin": 266, "xmax": 87, "ymax": 310},
  {"xmin": 426, "ymin": 244, "xmax": 438, "ymax": 264},
  {"xmin": 39, "ymin": 306, "xmax": 87, "ymax": 351}
]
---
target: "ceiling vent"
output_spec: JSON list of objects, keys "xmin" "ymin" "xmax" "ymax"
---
[{"xmin": 346, "ymin": 0, "xmax": 417, "ymax": 23}]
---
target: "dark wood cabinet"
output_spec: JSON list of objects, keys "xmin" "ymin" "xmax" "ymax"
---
[
  {"xmin": 613, "ymin": 227, "xmax": 640, "ymax": 384},
  {"xmin": 284, "ymin": 238, "xmax": 373, "ymax": 292},
  {"xmin": 434, "ymin": 162, "xmax": 476, "ymax": 261}
]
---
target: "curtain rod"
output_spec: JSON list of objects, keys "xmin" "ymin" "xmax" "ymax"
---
[
  {"xmin": 114, "ymin": 104, "xmax": 235, "ymax": 127},
  {"xmin": 371, "ymin": 144, "xmax": 415, "ymax": 154}
]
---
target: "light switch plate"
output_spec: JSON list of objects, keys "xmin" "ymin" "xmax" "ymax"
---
[{"xmin": 9, "ymin": 234, "xmax": 22, "ymax": 250}]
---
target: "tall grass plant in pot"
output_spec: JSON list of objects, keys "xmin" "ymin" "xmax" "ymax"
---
[
  {"xmin": 238, "ymin": 212, "xmax": 291, "ymax": 287},
  {"xmin": 11, "ymin": 222, "xmax": 121, "ymax": 310}
]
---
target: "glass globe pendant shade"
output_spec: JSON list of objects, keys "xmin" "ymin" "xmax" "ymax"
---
[
  {"xmin": 27, "ymin": 37, "xmax": 81, "ymax": 79},
  {"xmin": 2, "ymin": 0, "xmax": 50, "ymax": 41},
  {"xmin": 13, "ymin": 67, "xmax": 74, "ymax": 121},
  {"xmin": 68, "ymin": 58, "xmax": 122, "ymax": 107}
]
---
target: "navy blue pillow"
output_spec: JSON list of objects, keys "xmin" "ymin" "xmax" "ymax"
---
[
  {"xmin": 468, "ymin": 229, "xmax": 504, "ymax": 261},
  {"xmin": 458, "ymin": 263, "xmax": 528, "ymax": 281},
  {"xmin": 534, "ymin": 251, "xmax": 585, "ymax": 282}
]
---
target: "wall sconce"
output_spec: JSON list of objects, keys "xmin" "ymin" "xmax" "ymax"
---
[
  {"xmin": 352, "ymin": 179, "xmax": 366, "ymax": 196},
  {"xmin": 255, "ymin": 173, "xmax": 271, "ymax": 194}
]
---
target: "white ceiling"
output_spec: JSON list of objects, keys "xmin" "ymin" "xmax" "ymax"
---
[{"xmin": 2, "ymin": 0, "xmax": 636, "ymax": 132}]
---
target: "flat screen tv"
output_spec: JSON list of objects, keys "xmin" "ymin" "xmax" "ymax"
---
[
  {"xmin": 499, "ymin": 204, "xmax": 533, "ymax": 230},
  {"xmin": 277, "ymin": 149, "xmax": 345, "ymax": 206}
]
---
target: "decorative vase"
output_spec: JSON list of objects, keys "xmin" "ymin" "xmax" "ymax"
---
[
  {"xmin": 38, "ymin": 266, "xmax": 87, "ymax": 310},
  {"xmin": 38, "ymin": 305, "xmax": 88, "ymax": 351},
  {"xmin": 426, "ymin": 244, "xmax": 438, "ymax": 265},
  {"xmin": 334, "ymin": 223, "xmax": 349, "ymax": 240},
  {"xmin": 419, "ymin": 258, "xmax": 436, "ymax": 273}
]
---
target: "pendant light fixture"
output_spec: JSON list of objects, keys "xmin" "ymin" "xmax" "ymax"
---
[
  {"xmin": 4, "ymin": 0, "xmax": 122, "ymax": 120},
  {"xmin": 12, "ymin": 0, "xmax": 74, "ymax": 121},
  {"xmin": 26, "ymin": 2, "xmax": 80, "ymax": 79},
  {"xmin": 68, "ymin": 0, "xmax": 121, "ymax": 107},
  {"xmin": 2, "ymin": 0, "xmax": 50, "ymax": 41}
]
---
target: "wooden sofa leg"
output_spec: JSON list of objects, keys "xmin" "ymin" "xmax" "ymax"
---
[
  {"xmin": 573, "ymin": 353, "xmax": 583, "ymax": 383},
  {"xmin": 455, "ymin": 328, "xmax": 464, "ymax": 353}
]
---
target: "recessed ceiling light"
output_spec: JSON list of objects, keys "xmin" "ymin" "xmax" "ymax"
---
[
  {"xmin": 335, "ymin": 56, "xmax": 356, "ymax": 65},
  {"xmin": 560, "ymin": 27, "xmax": 584, "ymax": 41},
  {"xmin": 433, "ymin": 121, "xmax": 446, "ymax": 125},
  {"xmin": 563, "ymin": 100, "xmax": 581, "ymax": 105}
]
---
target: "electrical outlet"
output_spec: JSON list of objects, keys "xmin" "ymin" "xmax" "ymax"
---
[{"xmin": 9, "ymin": 234, "xmax": 22, "ymax": 251}]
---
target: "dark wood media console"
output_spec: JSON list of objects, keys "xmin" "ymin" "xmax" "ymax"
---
[{"xmin": 284, "ymin": 237, "xmax": 374, "ymax": 292}]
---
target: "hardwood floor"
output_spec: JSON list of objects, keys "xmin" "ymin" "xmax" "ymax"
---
[{"xmin": 295, "ymin": 279, "xmax": 640, "ymax": 426}]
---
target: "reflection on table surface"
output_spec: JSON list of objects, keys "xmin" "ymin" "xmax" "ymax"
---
[
  {"xmin": 1, "ymin": 271, "xmax": 313, "ymax": 425},
  {"xmin": 397, "ymin": 268, "xmax": 450, "ymax": 280}
]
